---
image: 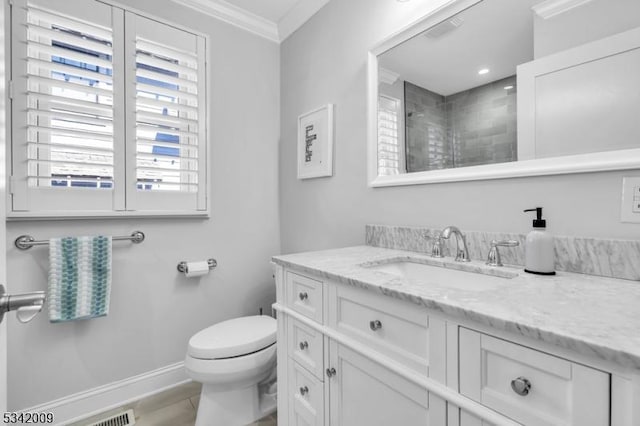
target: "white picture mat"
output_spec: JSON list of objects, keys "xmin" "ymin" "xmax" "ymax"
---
[{"xmin": 297, "ymin": 104, "xmax": 334, "ymax": 179}]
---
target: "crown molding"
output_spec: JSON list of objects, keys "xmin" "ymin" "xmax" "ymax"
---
[
  {"xmin": 171, "ymin": 0, "xmax": 330, "ymax": 43},
  {"xmin": 171, "ymin": 0, "xmax": 280, "ymax": 42},
  {"xmin": 279, "ymin": 0, "xmax": 331, "ymax": 41},
  {"xmin": 379, "ymin": 67, "xmax": 400, "ymax": 86},
  {"xmin": 532, "ymin": 0, "xmax": 595, "ymax": 19}
]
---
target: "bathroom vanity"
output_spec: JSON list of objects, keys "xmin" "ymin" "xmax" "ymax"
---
[
  {"xmin": 272, "ymin": 245, "xmax": 640, "ymax": 426},
  {"xmin": 269, "ymin": 0, "xmax": 640, "ymax": 421}
]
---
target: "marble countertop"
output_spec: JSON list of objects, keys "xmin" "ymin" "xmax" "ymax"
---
[{"xmin": 273, "ymin": 245, "xmax": 640, "ymax": 370}]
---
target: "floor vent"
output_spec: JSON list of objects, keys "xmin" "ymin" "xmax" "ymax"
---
[{"xmin": 86, "ymin": 409, "xmax": 136, "ymax": 426}]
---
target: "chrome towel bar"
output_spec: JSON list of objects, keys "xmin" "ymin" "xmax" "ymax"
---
[{"xmin": 14, "ymin": 231, "xmax": 145, "ymax": 250}]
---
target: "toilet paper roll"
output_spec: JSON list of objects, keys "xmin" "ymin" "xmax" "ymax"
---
[{"xmin": 184, "ymin": 261, "xmax": 210, "ymax": 278}]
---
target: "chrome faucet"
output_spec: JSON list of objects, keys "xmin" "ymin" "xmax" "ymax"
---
[
  {"xmin": 486, "ymin": 240, "xmax": 520, "ymax": 267},
  {"xmin": 440, "ymin": 226, "xmax": 470, "ymax": 262}
]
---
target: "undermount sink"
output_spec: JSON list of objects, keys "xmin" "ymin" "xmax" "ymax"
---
[{"xmin": 362, "ymin": 258, "xmax": 518, "ymax": 290}]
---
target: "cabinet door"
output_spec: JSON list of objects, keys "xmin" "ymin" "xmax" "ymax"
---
[
  {"xmin": 459, "ymin": 328, "xmax": 610, "ymax": 426},
  {"xmin": 328, "ymin": 342, "xmax": 435, "ymax": 426}
]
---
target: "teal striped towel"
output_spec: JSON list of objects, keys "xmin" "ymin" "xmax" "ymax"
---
[{"xmin": 48, "ymin": 236, "xmax": 112, "ymax": 323}]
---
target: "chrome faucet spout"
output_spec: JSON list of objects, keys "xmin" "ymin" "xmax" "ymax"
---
[{"xmin": 440, "ymin": 226, "xmax": 471, "ymax": 262}]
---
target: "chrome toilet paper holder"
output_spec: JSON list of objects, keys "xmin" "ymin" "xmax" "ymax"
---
[{"xmin": 177, "ymin": 259, "xmax": 218, "ymax": 273}]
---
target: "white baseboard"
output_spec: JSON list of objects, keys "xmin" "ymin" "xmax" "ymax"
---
[{"xmin": 24, "ymin": 362, "xmax": 190, "ymax": 426}]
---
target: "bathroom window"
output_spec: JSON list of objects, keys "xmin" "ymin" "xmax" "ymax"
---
[
  {"xmin": 377, "ymin": 95, "xmax": 404, "ymax": 176},
  {"xmin": 9, "ymin": 0, "xmax": 208, "ymax": 217}
]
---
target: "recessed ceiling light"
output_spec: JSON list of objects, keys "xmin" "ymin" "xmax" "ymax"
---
[
  {"xmin": 478, "ymin": 68, "xmax": 490, "ymax": 75},
  {"xmin": 504, "ymin": 85, "xmax": 514, "ymax": 90}
]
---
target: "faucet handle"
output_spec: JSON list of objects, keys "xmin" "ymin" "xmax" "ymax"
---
[
  {"xmin": 486, "ymin": 240, "xmax": 520, "ymax": 267},
  {"xmin": 431, "ymin": 236, "xmax": 445, "ymax": 258}
]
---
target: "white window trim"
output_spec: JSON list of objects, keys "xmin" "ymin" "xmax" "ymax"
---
[{"xmin": 7, "ymin": 0, "xmax": 211, "ymax": 219}]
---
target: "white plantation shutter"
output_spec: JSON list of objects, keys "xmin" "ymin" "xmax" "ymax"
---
[
  {"xmin": 11, "ymin": 0, "xmax": 123, "ymax": 212},
  {"xmin": 10, "ymin": 1, "xmax": 208, "ymax": 216},
  {"xmin": 378, "ymin": 95, "xmax": 404, "ymax": 176},
  {"xmin": 125, "ymin": 13, "xmax": 207, "ymax": 211}
]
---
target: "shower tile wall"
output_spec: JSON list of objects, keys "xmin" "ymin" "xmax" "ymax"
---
[
  {"xmin": 404, "ymin": 82, "xmax": 449, "ymax": 171},
  {"xmin": 404, "ymin": 76, "xmax": 517, "ymax": 172}
]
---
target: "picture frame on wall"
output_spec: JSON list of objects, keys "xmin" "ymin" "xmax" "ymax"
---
[{"xmin": 297, "ymin": 104, "xmax": 334, "ymax": 179}]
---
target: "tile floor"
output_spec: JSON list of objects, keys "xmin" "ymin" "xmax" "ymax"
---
[{"xmin": 69, "ymin": 382, "xmax": 277, "ymax": 426}]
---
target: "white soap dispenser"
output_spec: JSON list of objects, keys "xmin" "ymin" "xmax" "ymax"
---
[{"xmin": 523, "ymin": 207, "xmax": 555, "ymax": 275}]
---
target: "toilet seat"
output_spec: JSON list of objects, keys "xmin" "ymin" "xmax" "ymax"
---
[
  {"xmin": 185, "ymin": 342, "xmax": 276, "ymax": 387},
  {"xmin": 188, "ymin": 315, "xmax": 276, "ymax": 359}
]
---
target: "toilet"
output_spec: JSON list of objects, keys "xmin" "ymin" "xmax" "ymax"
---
[{"xmin": 185, "ymin": 315, "xmax": 277, "ymax": 426}]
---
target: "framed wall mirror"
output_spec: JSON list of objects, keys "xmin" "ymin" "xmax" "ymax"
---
[{"xmin": 367, "ymin": 0, "xmax": 640, "ymax": 187}]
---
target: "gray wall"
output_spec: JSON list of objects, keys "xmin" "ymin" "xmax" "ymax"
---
[
  {"xmin": 279, "ymin": 0, "xmax": 640, "ymax": 256},
  {"xmin": 7, "ymin": 0, "xmax": 280, "ymax": 409}
]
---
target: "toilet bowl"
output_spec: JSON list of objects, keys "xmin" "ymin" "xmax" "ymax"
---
[{"xmin": 185, "ymin": 315, "xmax": 277, "ymax": 426}]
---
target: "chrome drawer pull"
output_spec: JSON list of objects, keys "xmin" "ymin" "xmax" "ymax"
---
[
  {"xmin": 511, "ymin": 376, "xmax": 532, "ymax": 396},
  {"xmin": 299, "ymin": 386, "xmax": 309, "ymax": 396},
  {"xmin": 298, "ymin": 292, "xmax": 308, "ymax": 301},
  {"xmin": 299, "ymin": 341, "xmax": 309, "ymax": 350},
  {"xmin": 326, "ymin": 367, "xmax": 336, "ymax": 378},
  {"xmin": 369, "ymin": 320, "xmax": 382, "ymax": 331}
]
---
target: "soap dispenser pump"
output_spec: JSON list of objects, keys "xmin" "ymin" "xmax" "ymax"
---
[{"xmin": 523, "ymin": 207, "xmax": 555, "ymax": 275}]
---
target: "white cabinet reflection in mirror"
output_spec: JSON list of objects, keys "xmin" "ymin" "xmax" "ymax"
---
[{"xmin": 367, "ymin": 0, "xmax": 640, "ymax": 187}]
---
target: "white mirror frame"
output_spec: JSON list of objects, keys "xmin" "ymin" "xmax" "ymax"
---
[{"xmin": 367, "ymin": 0, "xmax": 640, "ymax": 188}]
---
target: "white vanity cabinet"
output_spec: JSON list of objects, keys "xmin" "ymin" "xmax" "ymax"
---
[
  {"xmin": 326, "ymin": 283, "xmax": 442, "ymax": 425},
  {"xmin": 274, "ymin": 265, "xmax": 634, "ymax": 426},
  {"xmin": 276, "ymin": 268, "xmax": 447, "ymax": 426}
]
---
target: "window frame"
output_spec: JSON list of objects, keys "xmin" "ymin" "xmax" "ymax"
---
[{"xmin": 7, "ymin": 0, "xmax": 210, "ymax": 219}]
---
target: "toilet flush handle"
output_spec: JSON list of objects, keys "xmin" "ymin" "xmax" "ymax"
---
[{"xmin": 298, "ymin": 292, "xmax": 308, "ymax": 301}]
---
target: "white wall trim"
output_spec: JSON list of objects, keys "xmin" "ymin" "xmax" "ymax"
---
[
  {"xmin": 170, "ymin": 0, "xmax": 329, "ymax": 43},
  {"xmin": 532, "ymin": 0, "xmax": 595, "ymax": 20},
  {"xmin": 23, "ymin": 362, "xmax": 190, "ymax": 426},
  {"xmin": 278, "ymin": 0, "xmax": 330, "ymax": 42},
  {"xmin": 171, "ymin": 0, "xmax": 280, "ymax": 42}
]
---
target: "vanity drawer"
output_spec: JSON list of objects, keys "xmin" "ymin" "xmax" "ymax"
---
[
  {"xmin": 459, "ymin": 328, "xmax": 610, "ymax": 426},
  {"xmin": 286, "ymin": 272, "xmax": 323, "ymax": 323},
  {"xmin": 288, "ymin": 359, "xmax": 325, "ymax": 426},
  {"xmin": 288, "ymin": 317, "xmax": 324, "ymax": 380},
  {"xmin": 328, "ymin": 283, "xmax": 429, "ymax": 374}
]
